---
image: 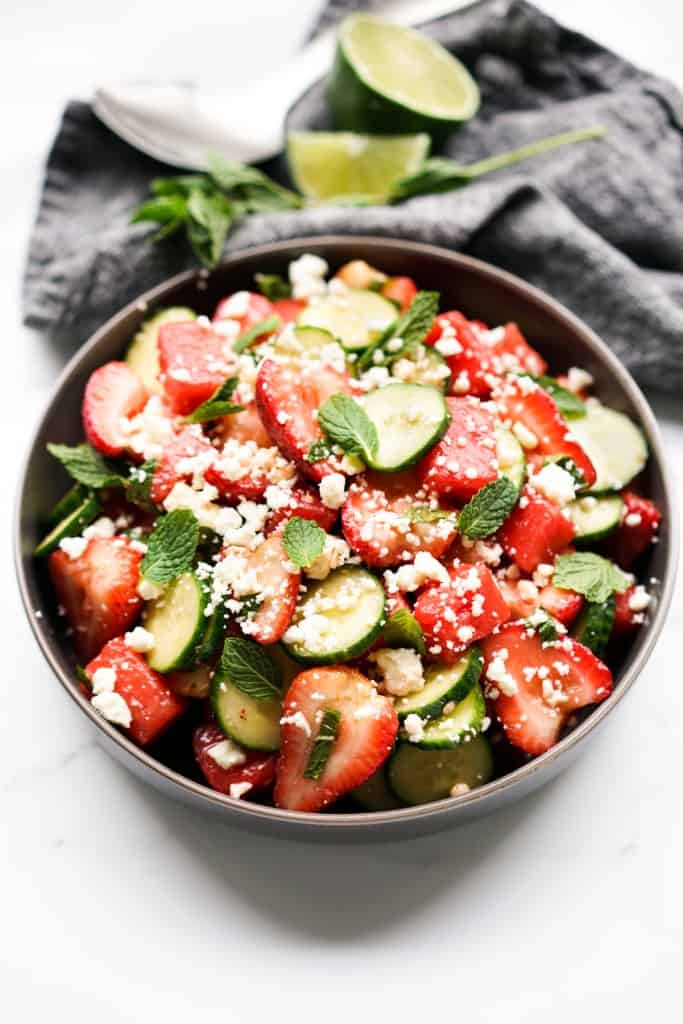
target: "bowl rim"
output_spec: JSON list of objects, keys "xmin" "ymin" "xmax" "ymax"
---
[{"xmin": 15, "ymin": 234, "xmax": 679, "ymax": 832}]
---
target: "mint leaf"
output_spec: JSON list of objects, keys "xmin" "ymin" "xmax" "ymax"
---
[
  {"xmin": 358, "ymin": 291, "xmax": 439, "ymax": 370},
  {"xmin": 305, "ymin": 438, "xmax": 333, "ymax": 464},
  {"xmin": 255, "ymin": 272, "xmax": 292, "ymax": 301},
  {"xmin": 185, "ymin": 377, "xmax": 243, "ymax": 423},
  {"xmin": 141, "ymin": 509, "xmax": 199, "ymax": 583},
  {"xmin": 283, "ymin": 516, "xmax": 326, "ymax": 568},
  {"xmin": 572, "ymin": 596, "xmax": 616, "ymax": 657},
  {"xmin": 381, "ymin": 608, "xmax": 426, "ymax": 655},
  {"xmin": 317, "ymin": 393, "xmax": 378, "ymax": 463},
  {"xmin": 553, "ymin": 552, "xmax": 630, "ymax": 604},
  {"xmin": 525, "ymin": 611, "xmax": 559, "ymax": 645},
  {"xmin": 409, "ymin": 505, "xmax": 457, "ymax": 525},
  {"xmin": 304, "ymin": 708, "xmax": 341, "ymax": 780},
  {"xmin": 232, "ymin": 315, "xmax": 282, "ymax": 354},
  {"xmin": 218, "ymin": 637, "xmax": 281, "ymax": 701},
  {"xmin": 522, "ymin": 375, "xmax": 586, "ymax": 418},
  {"xmin": 47, "ymin": 443, "xmax": 124, "ymax": 490},
  {"xmin": 207, "ymin": 153, "xmax": 302, "ymax": 213},
  {"xmin": 186, "ymin": 189, "xmax": 233, "ymax": 268},
  {"xmin": 458, "ymin": 478, "xmax": 519, "ymax": 539},
  {"xmin": 126, "ymin": 459, "xmax": 158, "ymax": 509}
]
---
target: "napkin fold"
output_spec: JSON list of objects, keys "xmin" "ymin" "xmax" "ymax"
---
[{"xmin": 22, "ymin": 0, "xmax": 683, "ymax": 392}]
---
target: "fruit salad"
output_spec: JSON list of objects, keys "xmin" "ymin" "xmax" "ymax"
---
[{"xmin": 35, "ymin": 254, "xmax": 661, "ymax": 812}]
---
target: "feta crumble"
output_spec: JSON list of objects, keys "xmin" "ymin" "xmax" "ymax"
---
[
  {"xmin": 124, "ymin": 626, "xmax": 156, "ymax": 653},
  {"xmin": 319, "ymin": 472, "xmax": 346, "ymax": 510},
  {"xmin": 91, "ymin": 691, "xmax": 132, "ymax": 728},
  {"xmin": 289, "ymin": 253, "xmax": 328, "ymax": 299},
  {"xmin": 529, "ymin": 462, "xmax": 577, "ymax": 506},
  {"xmin": 207, "ymin": 738, "xmax": 247, "ymax": 770},
  {"xmin": 369, "ymin": 647, "xmax": 425, "ymax": 697}
]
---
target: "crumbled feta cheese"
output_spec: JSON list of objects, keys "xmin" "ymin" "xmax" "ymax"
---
[
  {"xmin": 120, "ymin": 395, "xmax": 175, "ymax": 460},
  {"xmin": 403, "ymin": 713, "xmax": 426, "ymax": 743},
  {"xmin": 628, "ymin": 586, "xmax": 651, "ymax": 612},
  {"xmin": 91, "ymin": 691, "xmax": 132, "ymax": 728},
  {"xmin": 485, "ymin": 648, "xmax": 518, "ymax": 696},
  {"xmin": 207, "ymin": 738, "xmax": 247, "ymax": 770},
  {"xmin": 138, "ymin": 578, "xmax": 165, "ymax": 601},
  {"xmin": 625, "ymin": 512, "xmax": 643, "ymax": 527},
  {"xmin": 529, "ymin": 463, "xmax": 577, "ymax": 506},
  {"xmin": 319, "ymin": 472, "xmax": 346, "ymax": 510},
  {"xmin": 384, "ymin": 551, "xmax": 450, "ymax": 593},
  {"xmin": 369, "ymin": 647, "xmax": 424, "ymax": 697},
  {"xmin": 58, "ymin": 535, "xmax": 88, "ymax": 560},
  {"xmin": 357, "ymin": 365, "xmax": 391, "ymax": 391},
  {"xmin": 229, "ymin": 781, "xmax": 253, "ymax": 800},
  {"xmin": 82, "ymin": 516, "xmax": 117, "ymax": 541},
  {"xmin": 289, "ymin": 253, "xmax": 328, "ymax": 299},
  {"xmin": 305, "ymin": 536, "xmax": 350, "ymax": 580},
  {"xmin": 280, "ymin": 711, "xmax": 312, "ymax": 737},
  {"xmin": 512, "ymin": 422, "xmax": 539, "ymax": 450},
  {"xmin": 435, "ymin": 334, "xmax": 463, "ymax": 357},
  {"xmin": 565, "ymin": 367, "xmax": 594, "ymax": 393},
  {"xmin": 517, "ymin": 579, "xmax": 539, "ymax": 602},
  {"xmin": 218, "ymin": 291, "xmax": 250, "ymax": 318},
  {"xmin": 124, "ymin": 626, "xmax": 156, "ymax": 653},
  {"xmin": 91, "ymin": 666, "xmax": 117, "ymax": 694}
]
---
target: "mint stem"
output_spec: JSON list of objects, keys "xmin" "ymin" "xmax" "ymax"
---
[{"xmin": 461, "ymin": 126, "xmax": 606, "ymax": 179}]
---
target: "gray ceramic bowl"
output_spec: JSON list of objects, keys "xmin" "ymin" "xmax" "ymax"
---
[{"xmin": 15, "ymin": 236, "xmax": 678, "ymax": 842}]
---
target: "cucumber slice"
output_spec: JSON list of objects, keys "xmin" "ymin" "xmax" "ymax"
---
[
  {"xmin": 407, "ymin": 684, "xmax": 486, "ymax": 750},
  {"xmin": 394, "ymin": 646, "xmax": 482, "ymax": 722},
  {"xmin": 211, "ymin": 676, "xmax": 281, "ymax": 752},
  {"xmin": 126, "ymin": 307, "xmax": 196, "ymax": 392},
  {"xmin": 297, "ymin": 289, "xmax": 396, "ymax": 351},
  {"xmin": 572, "ymin": 596, "xmax": 616, "ymax": 657},
  {"xmin": 45, "ymin": 483, "xmax": 89, "ymax": 527},
  {"xmin": 566, "ymin": 494, "xmax": 623, "ymax": 543},
  {"xmin": 34, "ymin": 492, "xmax": 101, "ymax": 557},
  {"xmin": 362, "ymin": 383, "xmax": 450, "ymax": 472},
  {"xmin": 568, "ymin": 401, "xmax": 647, "ymax": 494},
  {"xmin": 388, "ymin": 734, "xmax": 494, "ymax": 805},
  {"xmin": 270, "ymin": 325, "xmax": 340, "ymax": 368},
  {"xmin": 496, "ymin": 424, "xmax": 526, "ymax": 494},
  {"xmin": 194, "ymin": 599, "xmax": 225, "ymax": 663},
  {"xmin": 283, "ymin": 566, "xmax": 386, "ymax": 664},
  {"xmin": 351, "ymin": 766, "xmax": 404, "ymax": 810},
  {"xmin": 388, "ymin": 343, "xmax": 451, "ymax": 392},
  {"xmin": 143, "ymin": 572, "xmax": 207, "ymax": 672}
]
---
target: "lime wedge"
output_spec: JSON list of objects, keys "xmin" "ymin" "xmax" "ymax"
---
[
  {"xmin": 328, "ymin": 14, "xmax": 480, "ymax": 142},
  {"xmin": 287, "ymin": 130, "xmax": 430, "ymax": 201}
]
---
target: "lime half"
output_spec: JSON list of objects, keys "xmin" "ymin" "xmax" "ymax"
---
[
  {"xmin": 328, "ymin": 14, "xmax": 480, "ymax": 142},
  {"xmin": 287, "ymin": 130, "xmax": 430, "ymax": 201}
]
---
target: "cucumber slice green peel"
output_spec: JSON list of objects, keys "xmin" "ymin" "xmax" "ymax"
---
[
  {"xmin": 143, "ymin": 572, "xmax": 207, "ymax": 672},
  {"xmin": 34, "ymin": 492, "xmax": 101, "ymax": 557},
  {"xmin": 394, "ymin": 646, "xmax": 483, "ymax": 722},
  {"xmin": 568, "ymin": 401, "xmax": 647, "ymax": 494},
  {"xmin": 388, "ymin": 734, "xmax": 494, "ymax": 806},
  {"xmin": 297, "ymin": 289, "xmax": 396, "ymax": 351},
  {"xmin": 282, "ymin": 566, "xmax": 386, "ymax": 664},
  {"xmin": 571, "ymin": 596, "xmax": 616, "ymax": 657},
  {"xmin": 211, "ymin": 675, "xmax": 282, "ymax": 752},
  {"xmin": 408, "ymin": 683, "xmax": 487, "ymax": 750},
  {"xmin": 362, "ymin": 383, "xmax": 450, "ymax": 472},
  {"xmin": 566, "ymin": 494, "xmax": 624, "ymax": 543}
]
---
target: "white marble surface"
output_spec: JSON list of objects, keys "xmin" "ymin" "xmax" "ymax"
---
[{"xmin": 2, "ymin": 2, "xmax": 682, "ymax": 1021}]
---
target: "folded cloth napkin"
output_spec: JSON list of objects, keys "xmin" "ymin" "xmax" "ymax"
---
[{"xmin": 22, "ymin": 0, "xmax": 683, "ymax": 392}]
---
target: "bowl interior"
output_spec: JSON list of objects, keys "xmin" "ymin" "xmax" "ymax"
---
[{"xmin": 16, "ymin": 236, "xmax": 677, "ymax": 834}]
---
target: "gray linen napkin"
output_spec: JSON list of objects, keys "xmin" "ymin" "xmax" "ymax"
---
[{"xmin": 22, "ymin": 0, "xmax": 683, "ymax": 392}]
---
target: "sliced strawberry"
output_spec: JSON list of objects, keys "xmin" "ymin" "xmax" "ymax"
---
[
  {"xmin": 274, "ymin": 666, "xmax": 398, "ymax": 812},
  {"xmin": 221, "ymin": 533, "xmax": 300, "ymax": 645},
  {"xmin": 606, "ymin": 492, "xmax": 661, "ymax": 569},
  {"xmin": 193, "ymin": 721, "xmax": 276, "ymax": 795},
  {"xmin": 496, "ymin": 578, "xmax": 541, "ymax": 620},
  {"xmin": 538, "ymin": 583, "xmax": 584, "ymax": 626},
  {"xmin": 381, "ymin": 276, "xmax": 417, "ymax": 312},
  {"xmin": 495, "ymin": 377, "xmax": 596, "ymax": 487},
  {"xmin": 481, "ymin": 622, "xmax": 613, "ymax": 755},
  {"xmin": 497, "ymin": 488, "xmax": 576, "ymax": 572},
  {"xmin": 85, "ymin": 637, "xmax": 187, "ymax": 746},
  {"xmin": 214, "ymin": 400, "xmax": 273, "ymax": 449},
  {"xmin": 265, "ymin": 482, "xmax": 339, "ymax": 534},
  {"xmin": 417, "ymin": 396, "xmax": 498, "ymax": 502},
  {"xmin": 49, "ymin": 537, "xmax": 144, "ymax": 660},
  {"xmin": 495, "ymin": 323, "xmax": 547, "ymax": 377},
  {"xmin": 272, "ymin": 298, "xmax": 306, "ymax": 324},
  {"xmin": 255, "ymin": 358, "xmax": 351, "ymax": 481},
  {"xmin": 158, "ymin": 321, "xmax": 234, "ymax": 415},
  {"xmin": 341, "ymin": 469, "xmax": 457, "ymax": 568},
  {"xmin": 150, "ymin": 425, "xmax": 214, "ymax": 505},
  {"xmin": 611, "ymin": 586, "xmax": 646, "ymax": 637},
  {"xmin": 414, "ymin": 563, "xmax": 510, "ymax": 660},
  {"xmin": 82, "ymin": 362, "xmax": 148, "ymax": 457},
  {"xmin": 213, "ymin": 291, "xmax": 275, "ymax": 331},
  {"xmin": 205, "ymin": 439, "xmax": 294, "ymax": 503}
]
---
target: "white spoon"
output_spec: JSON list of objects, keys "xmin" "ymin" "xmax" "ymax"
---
[{"xmin": 93, "ymin": 0, "xmax": 468, "ymax": 169}]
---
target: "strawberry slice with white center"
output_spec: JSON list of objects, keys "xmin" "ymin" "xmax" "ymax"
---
[
  {"xmin": 497, "ymin": 488, "xmax": 576, "ymax": 572},
  {"xmin": 255, "ymin": 358, "xmax": 352, "ymax": 481},
  {"xmin": 341, "ymin": 469, "xmax": 458, "ymax": 568},
  {"xmin": 221, "ymin": 532, "xmax": 300, "ymax": 645},
  {"xmin": 158, "ymin": 320, "xmax": 235, "ymax": 415},
  {"xmin": 274, "ymin": 666, "xmax": 398, "ymax": 812},
  {"xmin": 193, "ymin": 721, "xmax": 276, "ymax": 796},
  {"xmin": 82, "ymin": 361, "xmax": 148, "ymax": 457},
  {"xmin": 265, "ymin": 482, "xmax": 339, "ymax": 534},
  {"xmin": 86, "ymin": 637, "xmax": 187, "ymax": 747},
  {"xmin": 49, "ymin": 537, "xmax": 144, "ymax": 660},
  {"xmin": 495, "ymin": 377, "xmax": 596, "ymax": 487},
  {"xmin": 150, "ymin": 425, "xmax": 215, "ymax": 505},
  {"xmin": 213, "ymin": 290, "xmax": 275, "ymax": 331},
  {"xmin": 418, "ymin": 396, "xmax": 498, "ymax": 502},
  {"xmin": 481, "ymin": 622, "xmax": 613, "ymax": 755},
  {"xmin": 413, "ymin": 563, "xmax": 510, "ymax": 660}
]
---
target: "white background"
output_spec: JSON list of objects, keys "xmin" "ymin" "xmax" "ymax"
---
[{"xmin": 2, "ymin": 2, "xmax": 682, "ymax": 1022}]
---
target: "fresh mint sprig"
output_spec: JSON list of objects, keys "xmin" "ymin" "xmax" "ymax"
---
[
  {"xmin": 304, "ymin": 708, "xmax": 341, "ymax": 780},
  {"xmin": 255, "ymin": 273, "xmax": 292, "ymax": 300},
  {"xmin": 553, "ymin": 552, "xmax": 630, "ymax": 604},
  {"xmin": 185, "ymin": 377, "xmax": 243, "ymax": 423},
  {"xmin": 317, "ymin": 393, "xmax": 378, "ymax": 464},
  {"xmin": 381, "ymin": 608, "xmax": 426, "ymax": 655},
  {"xmin": 47, "ymin": 442, "xmax": 124, "ymax": 490},
  {"xmin": 233, "ymin": 315, "xmax": 282, "ymax": 354},
  {"xmin": 218, "ymin": 637, "xmax": 281, "ymax": 701},
  {"xmin": 457, "ymin": 478, "xmax": 519, "ymax": 539},
  {"xmin": 358, "ymin": 291, "xmax": 439, "ymax": 370},
  {"xmin": 283, "ymin": 517, "xmax": 326, "ymax": 569},
  {"xmin": 141, "ymin": 509, "xmax": 200, "ymax": 583}
]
